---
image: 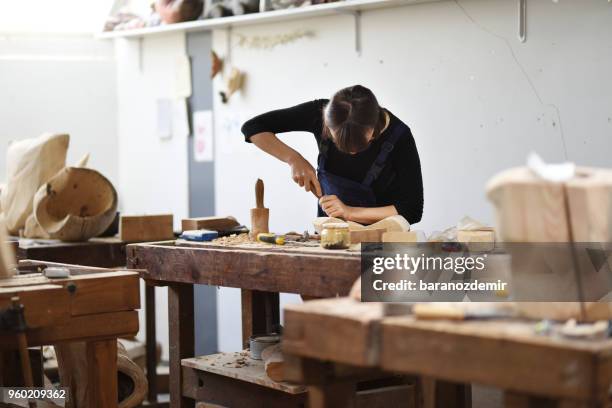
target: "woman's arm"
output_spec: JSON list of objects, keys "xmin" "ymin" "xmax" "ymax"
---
[
  {"xmin": 319, "ymin": 195, "xmax": 397, "ymax": 224},
  {"xmin": 250, "ymin": 133, "xmax": 322, "ymax": 197}
]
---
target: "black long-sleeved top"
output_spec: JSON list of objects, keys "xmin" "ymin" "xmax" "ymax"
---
[{"xmin": 241, "ymin": 99, "xmax": 424, "ymax": 224}]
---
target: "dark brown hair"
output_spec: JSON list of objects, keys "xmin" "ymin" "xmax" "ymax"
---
[{"xmin": 323, "ymin": 85, "xmax": 386, "ymax": 154}]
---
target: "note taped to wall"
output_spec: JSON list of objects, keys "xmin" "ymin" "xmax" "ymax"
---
[{"xmin": 193, "ymin": 110, "xmax": 214, "ymax": 162}]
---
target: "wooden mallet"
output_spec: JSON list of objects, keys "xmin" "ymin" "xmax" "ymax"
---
[{"xmin": 250, "ymin": 179, "xmax": 269, "ymax": 239}]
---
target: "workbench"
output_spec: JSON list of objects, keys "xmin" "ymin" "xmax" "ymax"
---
[
  {"xmin": 0, "ymin": 263, "xmax": 140, "ymax": 408},
  {"xmin": 127, "ymin": 239, "xmax": 361, "ymax": 408},
  {"xmin": 282, "ymin": 297, "xmax": 612, "ymax": 407},
  {"xmin": 10, "ymin": 237, "xmax": 167, "ymax": 407}
]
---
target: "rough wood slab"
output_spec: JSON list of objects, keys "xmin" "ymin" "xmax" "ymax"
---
[
  {"xmin": 379, "ymin": 316, "xmax": 612, "ymax": 403},
  {"xmin": 182, "ymin": 352, "xmax": 306, "ymax": 394},
  {"xmin": 127, "ymin": 241, "xmax": 360, "ymax": 297},
  {"xmin": 283, "ymin": 298, "xmax": 386, "ymax": 367}
]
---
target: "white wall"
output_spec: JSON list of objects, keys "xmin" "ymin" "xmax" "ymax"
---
[
  {"xmin": 114, "ymin": 33, "xmax": 191, "ymax": 360},
  {"xmin": 212, "ymin": 0, "xmax": 612, "ymax": 351},
  {"xmin": 0, "ymin": 33, "xmax": 118, "ymax": 186}
]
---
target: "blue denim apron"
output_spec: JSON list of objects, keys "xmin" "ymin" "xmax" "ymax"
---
[{"xmin": 317, "ymin": 121, "xmax": 403, "ymax": 217}]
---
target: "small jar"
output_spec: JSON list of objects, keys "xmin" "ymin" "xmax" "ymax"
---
[{"xmin": 320, "ymin": 222, "xmax": 350, "ymax": 249}]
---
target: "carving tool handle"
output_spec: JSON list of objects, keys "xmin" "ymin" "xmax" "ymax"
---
[{"xmin": 256, "ymin": 179, "xmax": 264, "ymax": 209}]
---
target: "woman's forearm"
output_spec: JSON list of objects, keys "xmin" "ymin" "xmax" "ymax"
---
[
  {"xmin": 250, "ymin": 132, "xmax": 300, "ymax": 164},
  {"xmin": 347, "ymin": 205, "xmax": 398, "ymax": 224}
]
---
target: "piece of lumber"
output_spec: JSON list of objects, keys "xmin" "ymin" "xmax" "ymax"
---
[
  {"xmin": 382, "ymin": 231, "xmax": 417, "ymax": 243},
  {"xmin": 120, "ymin": 214, "xmax": 174, "ymax": 242},
  {"xmin": 350, "ymin": 228, "xmax": 384, "ymax": 244},
  {"xmin": 314, "ymin": 215, "xmax": 410, "ymax": 234},
  {"xmin": 283, "ymin": 298, "xmax": 386, "ymax": 368},
  {"xmin": 262, "ymin": 344, "xmax": 284, "ymax": 382},
  {"xmin": 456, "ymin": 230, "xmax": 495, "ymax": 251},
  {"xmin": 565, "ymin": 167, "xmax": 612, "ymax": 242},
  {"xmin": 486, "ymin": 167, "xmax": 569, "ymax": 242},
  {"xmin": 182, "ymin": 216, "xmax": 239, "ymax": 232},
  {"xmin": 168, "ymin": 282, "xmax": 195, "ymax": 408}
]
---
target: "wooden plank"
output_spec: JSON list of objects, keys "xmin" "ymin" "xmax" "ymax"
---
[
  {"xmin": 283, "ymin": 298, "xmax": 385, "ymax": 367},
  {"xmin": 61, "ymin": 271, "xmax": 140, "ymax": 316},
  {"xmin": 379, "ymin": 316, "xmax": 612, "ymax": 403},
  {"xmin": 0, "ymin": 310, "xmax": 139, "ymax": 349},
  {"xmin": 128, "ymin": 243, "xmax": 359, "ymax": 297},
  {"xmin": 0, "ymin": 284, "xmax": 69, "ymax": 328},
  {"xmin": 183, "ymin": 366, "xmax": 306, "ymax": 408},
  {"xmin": 308, "ymin": 382, "xmax": 356, "ymax": 408},
  {"xmin": 168, "ymin": 283, "xmax": 195, "ymax": 408},
  {"xmin": 182, "ymin": 352, "xmax": 305, "ymax": 394},
  {"xmin": 120, "ymin": 214, "xmax": 174, "ymax": 242},
  {"xmin": 181, "ymin": 216, "xmax": 239, "ymax": 232}
]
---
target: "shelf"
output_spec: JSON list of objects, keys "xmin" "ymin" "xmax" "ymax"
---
[{"xmin": 98, "ymin": 0, "xmax": 441, "ymax": 39}]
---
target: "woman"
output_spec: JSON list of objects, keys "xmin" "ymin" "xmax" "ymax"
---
[{"xmin": 241, "ymin": 85, "xmax": 423, "ymax": 225}]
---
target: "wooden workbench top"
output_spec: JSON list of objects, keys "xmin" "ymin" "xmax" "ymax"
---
[
  {"xmin": 0, "ymin": 266, "xmax": 140, "ymax": 349},
  {"xmin": 283, "ymin": 298, "xmax": 612, "ymax": 403},
  {"xmin": 127, "ymin": 240, "xmax": 361, "ymax": 297}
]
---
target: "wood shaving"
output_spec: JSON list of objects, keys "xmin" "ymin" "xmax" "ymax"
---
[{"xmin": 212, "ymin": 233, "xmax": 252, "ymax": 246}]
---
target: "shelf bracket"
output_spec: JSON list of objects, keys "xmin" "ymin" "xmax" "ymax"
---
[
  {"xmin": 518, "ymin": 0, "xmax": 527, "ymax": 43},
  {"xmin": 335, "ymin": 9, "xmax": 362, "ymax": 56}
]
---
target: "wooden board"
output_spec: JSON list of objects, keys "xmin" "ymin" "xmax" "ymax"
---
[
  {"xmin": 283, "ymin": 298, "xmax": 386, "ymax": 367},
  {"xmin": 380, "ymin": 316, "xmax": 612, "ymax": 403},
  {"xmin": 120, "ymin": 214, "xmax": 174, "ymax": 242},
  {"xmin": 181, "ymin": 216, "xmax": 240, "ymax": 232},
  {"xmin": 0, "ymin": 270, "xmax": 140, "ymax": 329},
  {"xmin": 182, "ymin": 352, "xmax": 305, "ymax": 394},
  {"xmin": 127, "ymin": 241, "xmax": 360, "ymax": 297}
]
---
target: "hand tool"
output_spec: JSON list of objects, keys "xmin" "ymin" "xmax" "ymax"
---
[
  {"xmin": 256, "ymin": 233, "xmax": 285, "ymax": 245},
  {"xmin": 250, "ymin": 179, "xmax": 269, "ymax": 239}
]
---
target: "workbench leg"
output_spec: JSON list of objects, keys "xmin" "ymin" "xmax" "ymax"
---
[
  {"xmin": 504, "ymin": 391, "xmax": 593, "ymax": 408},
  {"xmin": 419, "ymin": 377, "xmax": 470, "ymax": 408},
  {"xmin": 86, "ymin": 339, "xmax": 118, "ymax": 408},
  {"xmin": 168, "ymin": 283, "xmax": 195, "ymax": 408},
  {"xmin": 145, "ymin": 283, "xmax": 158, "ymax": 404},
  {"xmin": 241, "ymin": 289, "xmax": 280, "ymax": 348},
  {"xmin": 308, "ymin": 382, "xmax": 356, "ymax": 408}
]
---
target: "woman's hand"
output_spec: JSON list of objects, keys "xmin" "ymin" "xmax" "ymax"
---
[
  {"xmin": 319, "ymin": 195, "xmax": 353, "ymax": 220},
  {"xmin": 288, "ymin": 154, "xmax": 322, "ymax": 197}
]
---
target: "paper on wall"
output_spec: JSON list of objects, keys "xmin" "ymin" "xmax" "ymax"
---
[{"xmin": 193, "ymin": 110, "xmax": 214, "ymax": 162}]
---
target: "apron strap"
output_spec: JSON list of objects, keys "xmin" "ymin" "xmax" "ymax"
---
[
  {"xmin": 362, "ymin": 123, "xmax": 404, "ymax": 187},
  {"xmin": 317, "ymin": 137, "xmax": 331, "ymax": 168}
]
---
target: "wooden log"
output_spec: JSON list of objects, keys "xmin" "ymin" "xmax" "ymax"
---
[{"xmin": 120, "ymin": 214, "xmax": 174, "ymax": 243}]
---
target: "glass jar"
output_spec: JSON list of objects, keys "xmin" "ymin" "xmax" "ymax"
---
[{"xmin": 320, "ymin": 222, "xmax": 350, "ymax": 249}]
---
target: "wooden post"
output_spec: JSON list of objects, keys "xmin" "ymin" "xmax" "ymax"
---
[
  {"xmin": 145, "ymin": 283, "xmax": 158, "ymax": 403},
  {"xmin": 241, "ymin": 290, "xmax": 279, "ymax": 348},
  {"xmin": 86, "ymin": 339, "xmax": 118, "ymax": 408},
  {"xmin": 168, "ymin": 283, "xmax": 195, "ymax": 408},
  {"xmin": 308, "ymin": 382, "xmax": 356, "ymax": 408}
]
